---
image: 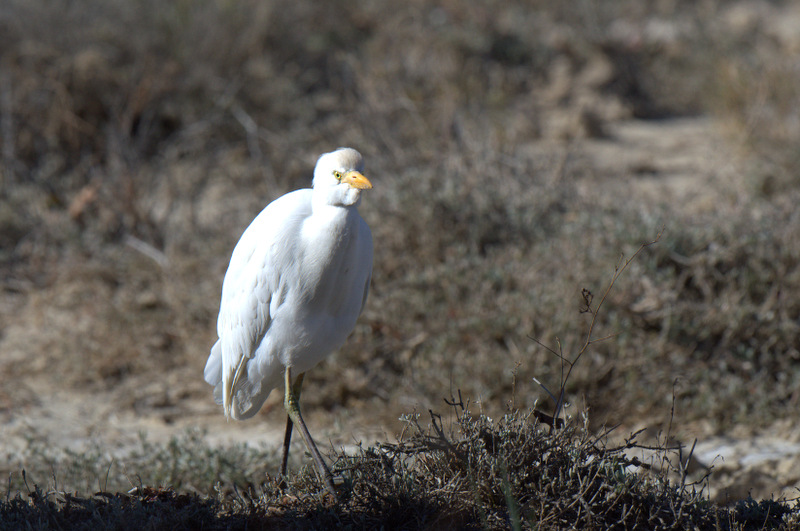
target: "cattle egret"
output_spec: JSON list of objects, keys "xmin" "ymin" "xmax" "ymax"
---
[{"xmin": 204, "ymin": 147, "xmax": 373, "ymax": 497}]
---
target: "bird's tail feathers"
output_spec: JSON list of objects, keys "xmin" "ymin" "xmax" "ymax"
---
[
  {"xmin": 206, "ymin": 340, "xmax": 279, "ymax": 420},
  {"xmin": 204, "ymin": 341, "xmax": 223, "ymax": 387}
]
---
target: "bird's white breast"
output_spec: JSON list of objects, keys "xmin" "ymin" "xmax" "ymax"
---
[{"xmin": 270, "ymin": 205, "xmax": 371, "ymax": 372}]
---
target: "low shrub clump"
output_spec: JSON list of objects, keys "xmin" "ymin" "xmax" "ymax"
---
[{"xmin": 4, "ymin": 407, "xmax": 798, "ymax": 529}]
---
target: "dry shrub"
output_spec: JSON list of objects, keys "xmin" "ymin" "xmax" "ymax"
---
[
  {"xmin": 714, "ymin": 53, "xmax": 800, "ymax": 194},
  {"xmin": 626, "ymin": 203, "xmax": 800, "ymax": 428},
  {"xmin": 703, "ymin": 1, "xmax": 800, "ymax": 195},
  {"xmin": 4, "ymin": 408, "xmax": 798, "ymax": 529},
  {"xmin": 321, "ymin": 406, "xmax": 797, "ymax": 530}
]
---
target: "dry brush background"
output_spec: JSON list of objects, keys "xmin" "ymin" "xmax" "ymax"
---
[{"xmin": 1, "ymin": 0, "xmax": 800, "ymax": 509}]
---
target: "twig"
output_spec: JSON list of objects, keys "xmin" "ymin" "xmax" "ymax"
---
[
  {"xmin": 530, "ymin": 229, "xmax": 664, "ymax": 427},
  {"xmin": 124, "ymin": 234, "xmax": 169, "ymax": 268},
  {"xmin": 555, "ymin": 230, "xmax": 664, "ymax": 420},
  {"xmin": 231, "ymin": 103, "xmax": 263, "ymax": 162},
  {"xmin": 0, "ymin": 71, "xmax": 14, "ymax": 187}
]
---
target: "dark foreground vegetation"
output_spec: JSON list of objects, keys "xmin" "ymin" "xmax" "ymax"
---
[{"xmin": 4, "ymin": 408, "xmax": 799, "ymax": 530}]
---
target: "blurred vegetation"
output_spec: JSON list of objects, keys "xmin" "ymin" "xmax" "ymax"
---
[
  {"xmin": 1, "ymin": 0, "xmax": 797, "ymax": 432},
  {"xmin": 2, "ymin": 429, "xmax": 278, "ymax": 495},
  {"xmin": 1, "ymin": 0, "xmax": 800, "ymax": 526}
]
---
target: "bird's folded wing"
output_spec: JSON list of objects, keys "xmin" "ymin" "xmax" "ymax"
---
[{"xmin": 214, "ymin": 191, "xmax": 311, "ymax": 418}]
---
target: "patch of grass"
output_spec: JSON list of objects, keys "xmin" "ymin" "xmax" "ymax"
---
[
  {"xmin": 623, "ymin": 206, "xmax": 800, "ymax": 430},
  {"xmin": 3, "ymin": 429, "xmax": 279, "ymax": 497},
  {"xmin": 710, "ymin": 7, "xmax": 800, "ymax": 194}
]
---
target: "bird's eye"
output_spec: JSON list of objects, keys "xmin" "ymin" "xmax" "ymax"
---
[{"xmin": 333, "ymin": 170, "xmax": 343, "ymax": 181}]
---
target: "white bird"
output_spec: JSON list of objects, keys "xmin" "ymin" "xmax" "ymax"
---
[{"xmin": 204, "ymin": 147, "xmax": 373, "ymax": 497}]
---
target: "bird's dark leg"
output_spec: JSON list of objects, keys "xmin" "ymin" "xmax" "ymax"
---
[
  {"xmin": 283, "ymin": 367, "xmax": 337, "ymax": 499},
  {"xmin": 279, "ymin": 372, "xmax": 303, "ymax": 481},
  {"xmin": 279, "ymin": 415, "xmax": 294, "ymax": 478},
  {"xmin": 279, "ymin": 370, "xmax": 311, "ymax": 488}
]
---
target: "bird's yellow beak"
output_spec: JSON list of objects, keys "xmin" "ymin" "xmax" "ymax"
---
[{"xmin": 342, "ymin": 170, "xmax": 372, "ymax": 190}]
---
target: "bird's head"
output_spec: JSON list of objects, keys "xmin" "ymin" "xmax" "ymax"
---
[{"xmin": 312, "ymin": 147, "xmax": 372, "ymax": 207}]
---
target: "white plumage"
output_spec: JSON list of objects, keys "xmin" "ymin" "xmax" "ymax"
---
[{"xmin": 204, "ymin": 147, "xmax": 373, "ymax": 496}]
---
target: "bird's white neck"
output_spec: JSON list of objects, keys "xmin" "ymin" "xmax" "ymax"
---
[{"xmin": 312, "ymin": 186, "xmax": 363, "ymax": 210}]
